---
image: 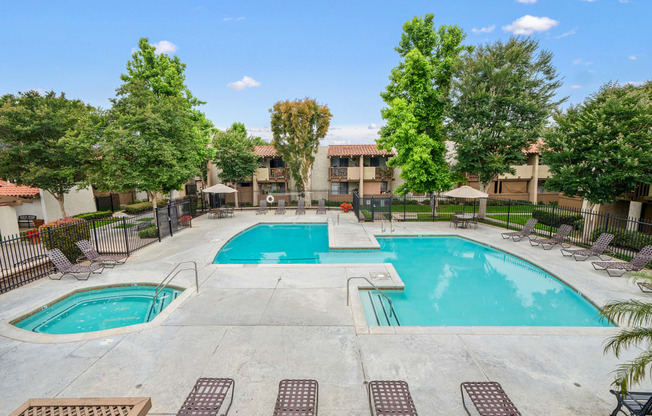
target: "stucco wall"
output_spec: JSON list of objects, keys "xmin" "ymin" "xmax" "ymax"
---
[
  {"xmin": 14, "ymin": 198, "xmax": 43, "ymax": 218},
  {"xmin": 311, "ymin": 146, "xmax": 330, "ymax": 191},
  {"xmin": 41, "ymin": 186, "xmax": 97, "ymax": 223},
  {"xmin": 0, "ymin": 206, "xmax": 19, "ymax": 238}
]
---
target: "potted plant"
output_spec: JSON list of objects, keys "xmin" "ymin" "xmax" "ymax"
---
[
  {"xmin": 180, "ymin": 215, "xmax": 192, "ymax": 226},
  {"xmin": 33, "ymin": 219, "xmax": 45, "ymax": 227},
  {"xmin": 21, "ymin": 229, "xmax": 40, "ymax": 245},
  {"xmin": 340, "ymin": 202, "xmax": 353, "ymax": 213}
]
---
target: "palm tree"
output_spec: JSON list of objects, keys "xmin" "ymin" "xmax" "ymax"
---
[{"xmin": 602, "ymin": 272, "xmax": 652, "ymax": 394}]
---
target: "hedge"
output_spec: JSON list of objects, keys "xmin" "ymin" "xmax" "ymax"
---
[
  {"xmin": 74, "ymin": 210, "xmax": 113, "ymax": 220},
  {"xmin": 124, "ymin": 202, "xmax": 153, "ymax": 214},
  {"xmin": 38, "ymin": 217, "xmax": 90, "ymax": 261},
  {"xmin": 590, "ymin": 226, "xmax": 652, "ymax": 251},
  {"xmin": 138, "ymin": 225, "xmax": 159, "ymax": 239},
  {"xmin": 531, "ymin": 207, "xmax": 584, "ymax": 230}
]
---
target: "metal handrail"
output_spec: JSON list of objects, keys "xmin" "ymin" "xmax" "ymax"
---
[
  {"xmin": 346, "ymin": 276, "xmax": 399, "ymax": 325},
  {"xmin": 153, "ymin": 261, "xmax": 199, "ymax": 301}
]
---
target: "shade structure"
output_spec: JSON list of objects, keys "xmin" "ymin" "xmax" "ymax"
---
[
  {"xmin": 202, "ymin": 184, "xmax": 238, "ymax": 194},
  {"xmin": 441, "ymin": 185, "xmax": 488, "ymax": 199}
]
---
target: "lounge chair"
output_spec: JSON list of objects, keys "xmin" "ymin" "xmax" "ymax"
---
[
  {"xmin": 368, "ymin": 380, "xmax": 418, "ymax": 415},
  {"xmin": 317, "ymin": 199, "xmax": 326, "ymax": 214},
  {"xmin": 592, "ymin": 245, "xmax": 652, "ymax": 277},
  {"xmin": 275, "ymin": 199, "xmax": 286, "ymax": 215},
  {"xmin": 176, "ymin": 378, "xmax": 234, "ymax": 416},
  {"xmin": 610, "ymin": 389, "xmax": 652, "ymax": 416},
  {"xmin": 272, "ymin": 379, "xmax": 318, "ymax": 416},
  {"xmin": 461, "ymin": 382, "xmax": 521, "ymax": 416},
  {"xmin": 76, "ymin": 240, "xmax": 127, "ymax": 267},
  {"xmin": 257, "ymin": 199, "xmax": 267, "ymax": 215},
  {"xmin": 46, "ymin": 248, "xmax": 104, "ymax": 281},
  {"xmin": 296, "ymin": 199, "xmax": 306, "ymax": 215},
  {"xmin": 450, "ymin": 212, "xmax": 463, "ymax": 228},
  {"xmin": 529, "ymin": 224, "xmax": 573, "ymax": 250},
  {"xmin": 10, "ymin": 397, "xmax": 152, "ymax": 416},
  {"xmin": 560, "ymin": 233, "xmax": 614, "ymax": 261},
  {"xmin": 501, "ymin": 219, "xmax": 538, "ymax": 241}
]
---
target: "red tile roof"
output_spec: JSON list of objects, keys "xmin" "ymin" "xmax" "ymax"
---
[
  {"xmin": 328, "ymin": 145, "xmax": 395, "ymax": 157},
  {"xmin": 524, "ymin": 139, "xmax": 546, "ymax": 155},
  {"xmin": 0, "ymin": 180, "xmax": 40, "ymax": 197},
  {"xmin": 254, "ymin": 145, "xmax": 278, "ymax": 158}
]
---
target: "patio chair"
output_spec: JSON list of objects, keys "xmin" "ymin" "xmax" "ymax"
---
[
  {"xmin": 529, "ymin": 224, "xmax": 573, "ymax": 250},
  {"xmin": 450, "ymin": 212, "xmax": 463, "ymax": 228},
  {"xmin": 275, "ymin": 199, "xmax": 286, "ymax": 215},
  {"xmin": 610, "ymin": 389, "xmax": 652, "ymax": 416},
  {"xmin": 461, "ymin": 382, "xmax": 522, "ymax": 416},
  {"xmin": 296, "ymin": 199, "xmax": 306, "ymax": 215},
  {"xmin": 76, "ymin": 240, "xmax": 127, "ymax": 268},
  {"xmin": 317, "ymin": 199, "xmax": 326, "ymax": 214},
  {"xmin": 368, "ymin": 380, "xmax": 418, "ymax": 416},
  {"xmin": 560, "ymin": 233, "xmax": 614, "ymax": 261},
  {"xmin": 46, "ymin": 249, "xmax": 104, "ymax": 281},
  {"xmin": 176, "ymin": 378, "xmax": 235, "ymax": 416},
  {"xmin": 501, "ymin": 219, "xmax": 538, "ymax": 242},
  {"xmin": 257, "ymin": 199, "xmax": 268, "ymax": 215},
  {"xmin": 272, "ymin": 379, "xmax": 318, "ymax": 416},
  {"xmin": 592, "ymin": 245, "xmax": 652, "ymax": 277}
]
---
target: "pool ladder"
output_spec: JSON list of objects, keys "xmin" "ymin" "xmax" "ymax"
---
[
  {"xmin": 347, "ymin": 276, "xmax": 400, "ymax": 326},
  {"xmin": 147, "ymin": 261, "xmax": 199, "ymax": 321}
]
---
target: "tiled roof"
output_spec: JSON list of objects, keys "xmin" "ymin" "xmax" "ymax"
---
[
  {"xmin": 0, "ymin": 180, "xmax": 40, "ymax": 197},
  {"xmin": 524, "ymin": 139, "xmax": 546, "ymax": 155},
  {"xmin": 254, "ymin": 145, "xmax": 278, "ymax": 158},
  {"xmin": 328, "ymin": 145, "xmax": 395, "ymax": 157}
]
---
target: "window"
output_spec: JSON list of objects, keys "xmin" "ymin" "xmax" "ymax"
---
[
  {"xmin": 331, "ymin": 157, "xmax": 349, "ymax": 167},
  {"xmin": 270, "ymin": 158, "xmax": 285, "ymax": 168},
  {"xmin": 380, "ymin": 181, "xmax": 389, "ymax": 193},
  {"xmin": 331, "ymin": 182, "xmax": 350, "ymax": 195},
  {"xmin": 364, "ymin": 157, "xmax": 380, "ymax": 167}
]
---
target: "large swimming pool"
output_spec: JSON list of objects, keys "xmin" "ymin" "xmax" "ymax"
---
[{"xmin": 215, "ymin": 224, "xmax": 610, "ymax": 327}]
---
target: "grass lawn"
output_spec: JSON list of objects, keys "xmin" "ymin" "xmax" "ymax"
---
[
  {"xmin": 136, "ymin": 217, "xmax": 154, "ymax": 222},
  {"xmin": 113, "ymin": 223, "xmax": 137, "ymax": 229}
]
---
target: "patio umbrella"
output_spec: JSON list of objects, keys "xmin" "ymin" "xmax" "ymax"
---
[
  {"xmin": 202, "ymin": 184, "xmax": 238, "ymax": 207},
  {"xmin": 441, "ymin": 186, "xmax": 488, "ymax": 213}
]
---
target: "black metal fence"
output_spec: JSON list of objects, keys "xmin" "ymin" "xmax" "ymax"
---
[
  {"xmin": 352, "ymin": 191, "xmax": 652, "ymax": 262},
  {"xmin": 0, "ymin": 199, "xmax": 193, "ymax": 294}
]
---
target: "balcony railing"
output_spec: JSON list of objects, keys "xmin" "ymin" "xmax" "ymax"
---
[
  {"xmin": 270, "ymin": 168, "xmax": 288, "ymax": 181},
  {"xmin": 376, "ymin": 167, "xmax": 393, "ymax": 180},
  {"xmin": 330, "ymin": 167, "xmax": 348, "ymax": 179}
]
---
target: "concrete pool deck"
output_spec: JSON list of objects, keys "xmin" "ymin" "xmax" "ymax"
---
[{"xmin": 0, "ymin": 211, "xmax": 649, "ymax": 415}]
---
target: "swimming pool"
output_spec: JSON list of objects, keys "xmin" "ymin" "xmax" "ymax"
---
[
  {"xmin": 215, "ymin": 224, "xmax": 610, "ymax": 327},
  {"xmin": 13, "ymin": 285, "xmax": 182, "ymax": 334}
]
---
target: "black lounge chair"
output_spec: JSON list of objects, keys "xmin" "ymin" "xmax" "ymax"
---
[
  {"xmin": 176, "ymin": 378, "xmax": 234, "ymax": 416},
  {"xmin": 296, "ymin": 199, "xmax": 306, "ymax": 215},
  {"xmin": 257, "ymin": 200, "xmax": 268, "ymax": 215},
  {"xmin": 461, "ymin": 382, "xmax": 521, "ymax": 416},
  {"xmin": 46, "ymin": 249, "xmax": 104, "ymax": 281},
  {"xmin": 275, "ymin": 199, "xmax": 286, "ymax": 215},
  {"xmin": 272, "ymin": 379, "xmax": 318, "ymax": 416},
  {"xmin": 593, "ymin": 245, "xmax": 652, "ymax": 277},
  {"xmin": 368, "ymin": 380, "xmax": 418, "ymax": 415},
  {"xmin": 76, "ymin": 240, "xmax": 127, "ymax": 267},
  {"xmin": 501, "ymin": 219, "xmax": 538, "ymax": 242},
  {"xmin": 610, "ymin": 389, "xmax": 652, "ymax": 416},
  {"xmin": 450, "ymin": 212, "xmax": 464, "ymax": 228},
  {"xmin": 529, "ymin": 224, "xmax": 573, "ymax": 250},
  {"xmin": 561, "ymin": 233, "xmax": 614, "ymax": 261},
  {"xmin": 317, "ymin": 199, "xmax": 326, "ymax": 214}
]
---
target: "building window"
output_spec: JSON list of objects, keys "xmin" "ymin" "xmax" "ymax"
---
[
  {"xmin": 331, "ymin": 182, "xmax": 350, "ymax": 195},
  {"xmin": 380, "ymin": 181, "xmax": 389, "ymax": 193},
  {"xmin": 270, "ymin": 158, "xmax": 285, "ymax": 168},
  {"xmin": 331, "ymin": 157, "xmax": 349, "ymax": 168}
]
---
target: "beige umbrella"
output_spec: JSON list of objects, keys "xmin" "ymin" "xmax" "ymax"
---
[
  {"xmin": 441, "ymin": 185, "xmax": 488, "ymax": 199},
  {"xmin": 202, "ymin": 184, "xmax": 238, "ymax": 207}
]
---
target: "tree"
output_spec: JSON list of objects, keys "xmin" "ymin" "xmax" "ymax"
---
[
  {"xmin": 543, "ymin": 81, "xmax": 652, "ymax": 212},
  {"xmin": 92, "ymin": 38, "xmax": 213, "ymax": 209},
  {"xmin": 0, "ymin": 90, "xmax": 96, "ymax": 217},
  {"xmin": 269, "ymin": 98, "xmax": 332, "ymax": 194},
  {"xmin": 378, "ymin": 14, "xmax": 472, "ymax": 195},
  {"xmin": 449, "ymin": 37, "xmax": 565, "ymax": 193}
]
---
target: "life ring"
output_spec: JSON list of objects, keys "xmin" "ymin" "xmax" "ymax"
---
[{"xmin": 266, "ymin": 195, "xmax": 275, "ymax": 204}]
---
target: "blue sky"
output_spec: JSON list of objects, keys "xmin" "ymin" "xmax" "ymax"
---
[{"xmin": 0, "ymin": 0, "xmax": 649, "ymax": 144}]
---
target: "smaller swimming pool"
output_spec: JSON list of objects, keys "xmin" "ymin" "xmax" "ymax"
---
[{"xmin": 13, "ymin": 285, "xmax": 182, "ymax": 334}]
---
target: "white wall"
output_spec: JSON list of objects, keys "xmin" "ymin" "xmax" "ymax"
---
[
  {"xmin": 41, "ymin": 186, "xmax": 97, "ymax": 223},
  {"xmin": 312, "ymin": 146, "xmax": 330, "ymax": 191},
  {"xmin": 14, "ymin": 198, "xmax": 43, "ymax": 218},
  {"xmin": 0, "ymin": 206, "xmax": 19, "ymax": 238},
  {"xmin": 135, "ymin": 191, "xmax": 148, "ymax": 201}
]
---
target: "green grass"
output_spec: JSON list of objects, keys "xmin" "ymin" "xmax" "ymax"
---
[
  {"xmin": 113, "ymin": 223, "xmax": 137, "ymax": 229},
  {"xmin": 136, "ymin": 217, "xmax": 154, "ymax": 222}
]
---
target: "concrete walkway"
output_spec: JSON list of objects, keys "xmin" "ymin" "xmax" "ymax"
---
[{"xmin": 0, "ymin": 211, "xmax": 648, "ymax": 415}]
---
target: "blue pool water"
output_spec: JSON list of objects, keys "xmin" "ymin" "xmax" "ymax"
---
[
  {"xmin": 14, "ymin": 285, "xmax": 182, "ymax": 334},
  {"xmin": 214, "ymin": 224, "xmax": 610, "ymax": 327}
]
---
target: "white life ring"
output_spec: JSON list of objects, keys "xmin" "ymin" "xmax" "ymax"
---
[{"xmin": 266, "ymin": 195, "xmax": 275, "ymax": 204}]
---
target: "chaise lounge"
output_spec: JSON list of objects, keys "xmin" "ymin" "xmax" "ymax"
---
[
  {"xmin": 317, "ymin": 199, "xmax": 326, "ymax": 214},
  {"xmin": 461, "ymin": 381, "xmax": 521, "ymax": 416},
  {"xmin": 176, "ymin": 378, "xmax": 235, "ymax": 416},
  {"xmin": 368, "ymin": 380, "xmax": 418, "ymax": 415},
  {"xmin": 46, "ymin": 249, "xmax": 104, "ymax": 281},
  {"xmin": 501, "ymin": 219, "xmax": 538, "ymax": 242},
  {"xmin": 610, "ymin": 389, "xmax": 652, "ymax": 416},
  {"xmin": 76, "ymin": 239, "xmax": 127, "ymax": 267},
  {"xmin": 273, "ymin": 379, "xmax": 318, "ymax": 416},
  {"xmin": 275, "ymin": 199, "xmax": 286, "ymax": 215},
  {"xmin": 296, "ymin": 199, "xmax": 306, "ymax": 215},
  {"xmin": 560, "ymin": 233, "xmax": 614, "ymax": 261},
  {"xmin": 592, "ymin": 245, "xmax": 652, "ymax": 277},
  {"xmin": 257, "ymin": 200, "xmax": 268, "ymax": 215},
  {"xmin": 529, "ymin": 224, "xmax": 573, "ymax": 250}
]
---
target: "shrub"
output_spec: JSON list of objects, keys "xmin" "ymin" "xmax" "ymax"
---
[
  {"xmin": 74, "ymin": 210, "xmax": 113, "ymax": 220},
  {"xmin": 38, "ymin": 217, "xmax": 90, "ymax": 261},
  {"xmin": 124, "ymin": 202, "xmax": 153, "ymax": 214},
  {"xmin": 138, "ymin": 225, "xmax": 159, "ymax": 239},
  {"xmin": 590, "ymin": 226, "xmax": 652, "ymax": 251},
  {"xmin": 531, "ymin": 207, "xmax": 583, "ymax": 230}
]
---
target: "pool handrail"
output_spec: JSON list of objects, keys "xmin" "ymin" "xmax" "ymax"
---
[
  {"xmin": 346, "ymin": 276, "xmax": 399, "ymax": 325},
  {"xmin": 153, "ymin": 261, "xmax": 198, "ymax": 302}
]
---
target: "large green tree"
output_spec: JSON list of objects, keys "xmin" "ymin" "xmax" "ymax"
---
[
  {"xmin": 270, "ymin": 98, "xmax": 332, "ymax": 194},
  {"xmin": 92, "ymin": 38, "xmax": 213, "ymax": 209},
  {"xmin": 543, "ymin": 81, "xmax": 652, "ymax": 211},
  {"xmin": 377, "ymin": 14, "xmax": 472, "ymax": 194},
  {"xmin": 0, "ymin": 90, "xmax": 96, "ymax": 217},
  {"xmin": 449, "ymin": 37, "xmax": 565, "ymax": 197},
  {"xmin": 212, "ymin": 122, "xmax": 260, "ymax": 202}
]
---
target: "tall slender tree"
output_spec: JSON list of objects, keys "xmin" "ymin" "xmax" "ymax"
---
[{"xmin": 378, "ymin": 14, "xmax": 472, "ymax": 195}]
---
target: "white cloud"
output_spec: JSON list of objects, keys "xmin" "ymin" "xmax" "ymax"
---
[
  {"xmin": 556, "ymin": 28, "xmax": 577, "ymax": 38},
  {"xmin": 626, "ymin": 81, "xmax": 644, "ymax": 86},
  {"xmin": 223, "ymin": 16, "xmax": 245, "ymax": 21},
  {"xmin": 227, "ymin": 76, "xmax": 261, "ymax": 90},
  {"xmin": 516, "ymin": 0, "xmax": 537, "ymax": 3},
  {"xmin": 570, "ymin": 85, "xmax": 582, "ymax": 89},
  {"xmin": 580, "ymin": 0, "xmax": 596, "ymax": 2},
  {"xmin": 629, "ymin": 55, "xmax": 637, "ymax": 60},
  {"xmin": 573, "ymin": 58, "xmax": 593, "ymax": 66},
  {"xmin": 503, "ymin": 15, "xmax": 559, "ymax": 35},
  {"xmin": 368, "ymin": 123, "xmax": 378, "ymax": 129},
  {"xmin": 472, "ymin": 25, "xmax": 496, "ymax": 34},
  {"xmin": 29, "ymin": 88, "xmax": 46, "ymax": 95},
  {"xmin": 248, "ymin": 124, "xmax": 385, "ymax": 145},
  {"xmin": 151, "ymin": 40, "xmax": 177, "ymax": 55},
  {"xmin": 588, "ymin": 69, "xmax": 597, "ymax": 74}
]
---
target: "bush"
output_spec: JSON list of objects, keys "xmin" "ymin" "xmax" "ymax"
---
[
  {"xmin": 138, "ymin": 225, "xmax": 159, "ymax": 239},
  {"xmin": 124, "ymin": 202, "xmax": 153, "ymax": 214},
  {"xmin": 38, "ymin": 217, "xmax": 90, "ymax": 261},
  {"xmin": 590, "ymin": 226, "xmax": 652, "ymax": 251},
  {"xmin": 74, "ymin": 210, "xmax": 113, "ymax": 220},
  {"xmin": 531, "ymin": 207, "xmax": 584, "ymax": 230}
]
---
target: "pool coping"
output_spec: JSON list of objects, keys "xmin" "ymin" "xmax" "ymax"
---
[{"xmin": 0, "ymin": 282, "xmax": 194, "ymax": 344}]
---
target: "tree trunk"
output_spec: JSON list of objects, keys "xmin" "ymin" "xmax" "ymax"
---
[
  {"xmin": 581, "ymin": 200, "xmax": 600, "ymax": 240},
  {"xmin": 478, "ymin": 182, "xmax": 490, "ymax": 219},
  {"xmin": 148, "ymin": 191, "xmax": 158, "ymax": 222},
  {"xmin": 54, "ymin": 193, "xmax": 67, "ymax": 218},
  {"xmin": 304, "ymin": 168, "xmax": 312, "ymax": 207},
  {"xmin": 230, "ymin": 182, "xmax": 239, "ymax": 208}
]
